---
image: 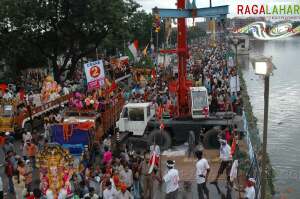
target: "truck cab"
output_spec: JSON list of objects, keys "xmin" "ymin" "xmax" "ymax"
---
[
  {"xmin": 116, "ymin": 102, "xmax": 155, "ymax": 136},
  {"xmin": 190, "ymin": 87, "xmax": 209, "ymax": 119}
]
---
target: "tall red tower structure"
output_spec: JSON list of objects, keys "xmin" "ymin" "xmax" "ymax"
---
[{"xmin": 153, "ymin": 0, "xmax": 228, "ymax": 116}]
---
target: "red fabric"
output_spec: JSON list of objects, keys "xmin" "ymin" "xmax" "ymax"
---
[
  {"xmin": 76, "ymin": 122, "xmax": 94, "ymax": 130},
  {"xmin": 111, "ymin": 81, "xmax": 117, "ymax": 91},
  {"xmin": 19, "ymin": 89, "xmax": 25, "ymax": 101},
  {"xmin": 151, "ymin": 69, "xmax": 156, "ymax": 80},
  {"xmin": 149, "ymin": 154, "xmax": 159, "ymax": 167},
  {"xmin": 168, "ymin": 81, "xmax": 177, "ymax": 93},
  {"xmin": 231, "ymin": 138, "xmax": 237, "ymax": 156},
  {"xmin": 0, "ymin": 83, "xmax": 7, "ymax": 92},
  {"xmin": 225, "ymin": 130, "xmax": 231, "ymax": 143},
  {"xmin": 0, "ymin": 136, "xmax": 5, "ymax": 146},
  {"xmin": 5, "ymin": 162, "xmax": 14, "ymax": 177},
  {"xmin": 26, "ymin": 195, "xmax": 34, "ymax": 199},
  {"xmin": 63, "ymin": 124, "xmax": 71, "ymax": 141}
]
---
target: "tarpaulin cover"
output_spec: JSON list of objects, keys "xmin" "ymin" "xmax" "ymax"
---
[{"xmin": 51, "ymin": 125, "xmax": 89, "ymax": 145}]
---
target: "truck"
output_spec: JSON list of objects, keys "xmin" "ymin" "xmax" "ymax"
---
[
  {"xmin": 62, "ymin": 92, "xmax": 125, "ymax": 142},
  {"xmin": 116, "ymin": 87, "xmax": 241, "ymax": 150},
  {"xmin": 0, "ymin": 94, "xmax": 72, "ymax": 133}
]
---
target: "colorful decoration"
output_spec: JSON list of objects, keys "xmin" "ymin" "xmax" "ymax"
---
[
  {"xmin": 41, "ymin": 75, "xmax": 61, "ymax": 103},
  {"xmin": 36, "ymin": 144, "xmax": 74, "ymax": 198}
]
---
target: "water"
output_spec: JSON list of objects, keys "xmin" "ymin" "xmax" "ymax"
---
[{"xmin": 241, "ymin": 37, "xmax": 300, "ymax": 198}]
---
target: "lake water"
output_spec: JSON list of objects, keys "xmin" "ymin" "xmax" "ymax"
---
[{"xmin": 240, "ymin": 37, "xmax": 300, "ymax": 198}]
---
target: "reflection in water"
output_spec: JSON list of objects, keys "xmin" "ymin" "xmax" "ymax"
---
[{"xmin": 241, "ymin": 38, "xmax": 300, "ymax": 198}]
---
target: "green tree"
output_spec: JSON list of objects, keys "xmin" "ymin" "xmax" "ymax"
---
[
  {"xmin": 0, "ymin": 0, "xmax": 140, "ymax": 82},
  {"xmin": 128, "ymin": 10, "xmax": 153, "ymax": 47}
]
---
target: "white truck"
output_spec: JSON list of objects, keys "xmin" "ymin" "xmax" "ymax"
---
[{"xmin": 116, "ymin": 87, "xmax": 239, "ymax": 150}]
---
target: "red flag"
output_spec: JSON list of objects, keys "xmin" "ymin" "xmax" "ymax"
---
[
  {"xmin": 231, "ymin": 138, "xmax": 237, "ymax": 156},
  {"xmin": 111, "ymin": 81, "xmax": 117, "ymax": 91},
  {"xmin": 151, "ymin": 68, "xmax": 156, "ymax": 80}
]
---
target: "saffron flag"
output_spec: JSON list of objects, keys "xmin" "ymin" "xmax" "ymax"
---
[{"xmin": 143, "ymin": 43, "xmax": 149, "ymax": 56}]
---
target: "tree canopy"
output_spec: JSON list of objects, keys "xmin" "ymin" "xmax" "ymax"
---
[{"xmin": 0, "ymin": 0, "xmax": 153, "ymax": 82}]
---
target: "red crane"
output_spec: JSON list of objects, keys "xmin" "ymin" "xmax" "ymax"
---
[{"xmin": 154, "ymin": 0, "xmax": 228, "ymax": 117}]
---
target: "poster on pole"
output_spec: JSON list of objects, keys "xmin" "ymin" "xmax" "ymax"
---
[{"xmin": 84, "ymin": 60, "xmax": 105, "ymax": 90}]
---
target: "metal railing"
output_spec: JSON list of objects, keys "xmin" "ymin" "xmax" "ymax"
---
[{"xmin": 243, "ymin": 111, "xmax": 261, "ymax": 199}]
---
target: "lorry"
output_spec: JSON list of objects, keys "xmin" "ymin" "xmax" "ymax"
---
[
  {"xmin": 49, "ymin": 92, "xmax": 125, "ymax": 156},
  {"xmin": 62, "ymin": 92, "xmax": 125, "ymax": 142},
  {"xmin": 116, "ymin": 87, "xmax": 241, "ymax": 150},
  {"xmin": 0, "ymin": 94, "xmax": 72, "ymax": 133}
]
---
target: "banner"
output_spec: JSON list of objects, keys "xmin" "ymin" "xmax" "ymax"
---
[{"xmin": 84, "ymin": 60, "xmax": 105, "ymax": 90}]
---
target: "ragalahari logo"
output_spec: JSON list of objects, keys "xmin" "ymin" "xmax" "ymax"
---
[{"xmin": 233, "ymin": 21, "xmax": 300, "ymax": 40}]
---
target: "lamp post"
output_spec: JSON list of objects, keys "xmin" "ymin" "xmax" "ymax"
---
[
  {"xmin": 232, "ymin": 38, "xmax": 239, "ymax": 94},
  {"xmin": 252, "ymin": 57, "xmax": 274, "ymax": 199}
]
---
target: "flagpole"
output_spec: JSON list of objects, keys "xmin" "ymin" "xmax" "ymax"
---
[{"xmin": 96, "ymin": 48, "xmax": 99, "ymax": 60}]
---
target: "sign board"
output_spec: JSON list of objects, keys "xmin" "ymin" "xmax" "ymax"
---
[{"xmin": 84, "ymin": 60, "xmax": 105, "ymax": 90}]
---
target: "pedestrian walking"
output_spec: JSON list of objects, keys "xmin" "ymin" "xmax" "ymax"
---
[
  {"xmin": 120, "ymin": 164, "xmax": 133, "ymax": 191},
  {"xmin": 141, "ymin": 152, "xmax": 153, "ymax": 199},
  {"xmin": 5, "ymin": 158, "xmax": 15, "ymax": 194},
  {"xmin": 243, "ymin": 178, "xmax": 256, "ymax": 199},
  {"xmin": 211, "ymin": 139, "xmax": 232, "ymax": 184},
  {"xmin": 26, "ymin": 142, "xmax": 37, "ymax": 168},
  {"xmin": 24, "ymin": 160, "xmax": 33, "ymax": 192},
  {"xmin": 160, "ymin": 160, "xmax": 179, "ymax": 199},
  {"xmin": 195, "ymin": 150, "xmax": 210, "ymax": 199}
]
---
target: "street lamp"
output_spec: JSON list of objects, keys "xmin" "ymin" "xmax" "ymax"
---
[
  {"xmin": 251, "ymin": 56, "xmax": 274, "ymax": 199},
  {"xmin": 231, "ymin": 37, "xmax": 239, "ymax": 95},
  {"xmin": 232, "ymin": 38, "xmax": 238, "ymax": 67}
]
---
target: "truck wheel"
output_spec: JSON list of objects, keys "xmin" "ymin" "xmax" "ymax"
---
[
  {"xmin": 148, "ymin": 129, "xmax": 171, "ymax": 151},
  {"xmin": 203, "ymin": 128, "xmax": 220, "ymax": 149}
]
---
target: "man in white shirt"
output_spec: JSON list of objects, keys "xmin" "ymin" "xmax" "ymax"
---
[
  {"xmin": 103, "ymin": 181, "xmax": 118, "ymax": 199},
  {"xmin": 211, "ymin": 139, "xmax": 232, "ymax": 183},
  {"xmin": 244, "ymin": 178, "xmax": 256, "ymax": 199},
  {"xmin": 162, "ymin": 160, "xmax": 179, "ymax": 199},
  {"xmin": 195, "ymin": 150, "xmax": 210, "ymax": 199}
]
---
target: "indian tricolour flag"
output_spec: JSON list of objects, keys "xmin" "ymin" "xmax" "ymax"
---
[{"xmin": 126, "ymin": 40, "xmax": 138, "ymax": 62}]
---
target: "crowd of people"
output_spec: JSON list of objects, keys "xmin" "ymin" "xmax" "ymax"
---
[
  {"xmin": 0, "ymin": 37, "xmax": 257, "ymax": 199},
  {"xmin": 190, "ymin": 42, "xmax": 243, "ymax": 115}
]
